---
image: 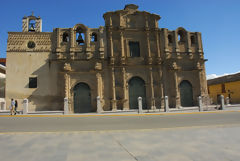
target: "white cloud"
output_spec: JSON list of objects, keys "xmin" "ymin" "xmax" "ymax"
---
[{"xmin": 207, "ymin": 71, "xmax": 240, "ymax": 80}]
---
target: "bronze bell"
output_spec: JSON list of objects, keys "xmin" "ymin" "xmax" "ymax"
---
[
  {"xmin": 29, "ymin": 23, "xmax": 35, "ymax": 32},
  {"xmin": 76, "ymin": 34, "xmax": 84, "ymax": 44}
]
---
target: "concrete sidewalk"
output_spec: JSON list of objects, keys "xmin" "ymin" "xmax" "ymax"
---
[{"xmin": 1, "ymin": 104, "xmax": 240, "ymax": 116}]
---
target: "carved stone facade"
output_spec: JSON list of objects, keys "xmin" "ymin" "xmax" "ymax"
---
[{"xmin": 6, "ymin": 4, "xmax": 208, "ymax": 113}]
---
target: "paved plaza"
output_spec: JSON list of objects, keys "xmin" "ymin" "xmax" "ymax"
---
[{"xmin": 0, "ymin": 111, "xmax": 240, "ymax": 161}]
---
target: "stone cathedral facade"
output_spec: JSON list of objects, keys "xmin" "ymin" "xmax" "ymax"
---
[{"xmin": 6, "ymin": 4, "xmax": 208, "ymax": 113}]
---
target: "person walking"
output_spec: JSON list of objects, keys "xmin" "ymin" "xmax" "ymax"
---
[
  {"xmin": 10, "ymin": 98, "xmax": 15, "ymax": 115},
  {"xmin": 14, "ymin": 100, "xmax": 18, "ymax": 115}
]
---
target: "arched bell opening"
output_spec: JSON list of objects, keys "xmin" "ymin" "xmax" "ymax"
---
[
  {"xmin": 76, "ymin": 27, "xmax": 85, "ymax": 45},
  {"xmin": 29, "ymin": 19, "xmax": 36, "ymax": 32}
]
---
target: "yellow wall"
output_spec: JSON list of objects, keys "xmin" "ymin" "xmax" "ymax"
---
[{"xmin": 208, "ymin": 81, "xmax": 240, "ymax": 104}]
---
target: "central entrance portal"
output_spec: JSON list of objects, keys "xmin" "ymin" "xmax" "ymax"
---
[
  {"xmin": 180, "ymin": 80, "xmax": 193, "ymax": 107},
  {"xmin": 73, "ymin": 83, "xmax": 92, "ymax": 113},
  {"xmin": 128, "ymin": 77, "xmax": 147, "ymax": 109}
]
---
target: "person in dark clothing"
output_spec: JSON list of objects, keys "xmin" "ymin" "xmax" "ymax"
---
[{"xmin": 14, "ymin": 100, "xmax": 18, "ymax": 115}]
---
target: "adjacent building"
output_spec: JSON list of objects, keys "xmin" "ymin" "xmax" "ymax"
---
[
  {"xmin": 6, "ymin": 4, "xmax": 208, "ymax": 113},
  {"xmin": 208, "ymin": 72, "xmax": 240, "ymax": 104}
]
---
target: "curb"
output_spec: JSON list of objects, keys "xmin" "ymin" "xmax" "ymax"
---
[{"xmin": 0, "ymin": 110, "xmax": 240, "ymax": 117}]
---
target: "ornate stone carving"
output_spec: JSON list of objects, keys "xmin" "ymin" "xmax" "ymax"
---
[
  {"xmin": 63, "ymin": 63, "xmax": 72, "ymax": 72},
  {"xmin": 95, "ymin": 62, "xmax": 102, "ymax": 71},
  {"xmin": 196, "ymin": 62, "xmax": 203, "ymax": 70},
  {"xmin": 7, "ymin": 33, "xmax": 51, "ymax": 52}
]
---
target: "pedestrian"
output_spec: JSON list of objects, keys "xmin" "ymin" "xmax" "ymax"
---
[
  {"xmin": 14, "ymin": 100, "xmax": 18, "ymax": 115},
  {"xmin": 10, "ymin": 98, "xmax": 15, "ymax": 115}
]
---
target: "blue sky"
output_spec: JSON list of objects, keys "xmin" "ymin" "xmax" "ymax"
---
[{"xmin": 0, "ymin": 0, "xmax": 239, "ymax": 77}]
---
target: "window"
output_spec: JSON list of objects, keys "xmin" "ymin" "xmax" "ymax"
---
[
  {"xmin": 221, "ymin": 84, "xmax": 226, "ymax": 93},
  {"xmin": 63, "ymin": 32, "xmax": 69, "ymax": 42},
  {"xmin": 29, "ymin": 77, "xmax": 37, "ymax": 88},
  {"xmin": 129, "ymin": 41, "xmax": 140, "ymax": 57},
  {"xmin": 91, "ymin": 32, "xmax": 97, "ymax": 42},
  {"xmin": 191, "ymin": 35, "xmax": 195, "ymax": 45},
  {"xmin": 168, "ymin": 34, "xmax": 173, "ymax": 44},
  {"xmin": 27, "ymin": 41, "xmax": 36, "ymax": 49}
]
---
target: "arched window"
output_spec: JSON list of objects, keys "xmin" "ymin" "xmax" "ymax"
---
[
  {"xmin": 177, "ymin": 30, "xmax": 185, "ymax": 42},
  {"xmin": 168, "ymin": 34, "xmax": 173, "ymax": 44},
  {"xmin": 62, "ymin": 32, "xmax": 69, "ymax": 42},
  {"xmin": 91, "ymin": 32, "xmax": 97, "ymax": 42},
  {"xmin": 76, "ymin": 28, "xmax": 85, "ymax": 45},
  {"xmin": 190, "ymin": 35, "xmax": 195, "ymax": 45},
  {"xmin": 29, "ymin": 19, "xmax": 36, "ymax": 32}
]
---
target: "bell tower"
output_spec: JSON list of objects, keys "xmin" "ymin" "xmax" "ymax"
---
[{"xmin": 22, "ymin": 12, "xmax": 42, "ymax": 32}]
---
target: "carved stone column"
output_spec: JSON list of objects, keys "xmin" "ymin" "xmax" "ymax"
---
[
  {"xmin": 120, "ymin": 31, "xmax": 126, "ymax": 64},
  {"xmin": 111, "ymin": 68, "xmax": 117, "ymax": 111},
  {"xmin": 155, "ymin": 30, "xmax": 161, "ymax": 64},
  {"xmin": 196, "ymin": 32, "xmax": 203, "ymax": 52},
  {"xmin": 64, "ymin": 73, "xmax": 69, "ymax": 99},
  {"xmin": 96, "ymin": 73, "xmax": 103, "ymax": 98},
  {"xmin": 56, "ymin": 28, "xmax": 61, "ymax": 49},
  {"xmin": 122, "ymin": 67, "xmax": 128, "ymax": 110},
  {"xmin": 146, "ymin": 31, "xmax": 152, "ymax": 64},
  {"xmin": 149, "ymin": 67, "xmax": 156, "ymax": 110},
  {"xmin": 86, "ymin": 29, "xmax": 92, "ymax": 59},
  {"xmin": 174, "ymin": 71, "xmax": 180, "ymax": 108},
  {"xmin": 109, "ymin": 31, "xmax": 114, "ymax": 64},
  {"xmin": 186, "ymin": 32, "xmax": 192, "ymax": 52},
  {"xmin": 96, "ymin": 72, "xmax": 104, "ymax": 110},
  {"xmin": 63, "ymin": 63, "xmax": 72, "ymax": 112},
  {"xmin": 174, "ymin": 31, "xmax": 180, "ymax": 52},
  {"xmin": 158, "ymin": 66, "xmax": 164, "ymax": 108},
  {"xmin": 163, "ymin": 28, "xmax": 169, "ymax": 52},
  {"xmin": 99, "ymin": 26, "xmax": 104, "ymax": 59},
  {"xmin": 172, "ymin": 62, "xmax": 180, "ymax": 108},
  {"xmin": 70, "ymin": 28, "xmax": 75, "ymax": 59},
  {"xmin": 197, "ymin": 62, "xmax": 204, "ymax": 96}
]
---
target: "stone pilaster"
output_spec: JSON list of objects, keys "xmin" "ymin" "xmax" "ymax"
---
[
  {"xmin": 149, "ymin": 67, "xmax": 156, "ymax": 110},
  {"xmin": 174, "ymin": 31, "xmax": 180, "ymax": 52},
  {"xmin": 122, "ymin": 67, "xmax": 128, "ymax": 110},
  {"xmin": 99, "ymin": 26, "xmax": 104, "ymax": 59},
  {"xmin": 120, "ymin": 31, "xmax": 126, "ymax": 64},
  {"xmin": 196, "ymin": 32, "xmax": 203, "ymax": 52},
  {"xmin": 109, "ymin": 31, "xmax": 114, "ymax": 64},
  {"xmin": 158, "ymin": 66, "xmax": 164, "ymax": 108},
  {"xmin": 155, "ymin": 30, "xmax": 161, "ymax": 64},
  {"xmin": 96, "ymin": 73, "xmax": 103, "ymax": 98},
  {"xmin": 64, "ymin": 73, "xmax": 69, "ymax": 98},
  {"xmin": 111, "ymin": 67, "xmax": 117, "ymax": 111},
  {"xmin": 56, "ymin": 28, "xmax": 61, "ymax": 49},
  {"xmin": 70, "ymin": 28, "xmax": 75, "ymax": 48},
  {"xmin": 174, "ymin": 70, "xmax": 180, "ymax": 108},
  {"xmin": 186, "ymin": 32, "xmax": 192, "ymax": 52},
  {"xmin": 163, "ymin": 28, "xmax": 169, "ymax": 52},
  {"xmin": 146, "ymin": 31, "xmax": 152, "ymax": 64}
]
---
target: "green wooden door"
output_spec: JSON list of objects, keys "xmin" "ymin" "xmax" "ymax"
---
[
  {"xmin": 180, "ymin": 80, "xmax": 193, "ymax": 107},
  {"xmin": 129, "ymin": 77, "xmax": 147, "ymax": 109},
  {"xmin": 74, "ymin": 83, "xmax": 92, "ymax": 113}
]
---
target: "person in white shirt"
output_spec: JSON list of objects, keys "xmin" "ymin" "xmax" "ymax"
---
[{"xmin": 10, "ymin": 98, "xmax": 15, "ymax": 115}]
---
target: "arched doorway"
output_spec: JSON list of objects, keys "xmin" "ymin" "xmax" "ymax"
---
[
  {"xmin": 128, "ymin": 77, "xmax": 147, "ymax": 109},
  {"xmin": 179, "ymin": 80, "xmax": 193, "ymax": 107},
  {"xmin": 73, "ymin": 83, "xmax": 92, "ymax": 113}
]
